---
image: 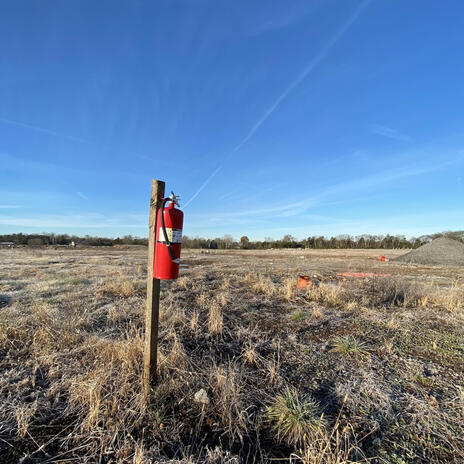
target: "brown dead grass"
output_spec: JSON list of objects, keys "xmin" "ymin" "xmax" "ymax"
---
[
  {"xmin": 97, "ymin": 278, "xmax": 137, "ymax": 298},
  {"xmin": 208, "ymin": 300, "xmax": 223, "ymax": 335},
  {"xmin": 0, "ymin": 247, "xmax": 463, "ymax": 463}
]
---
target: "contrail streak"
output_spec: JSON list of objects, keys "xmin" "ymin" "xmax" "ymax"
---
[
  {"xmin": 185, "ymin": 0, "xmax": 372, "ymax": 206},
  {"xmin": 232, "ymin": 0, "xmax": 371, "ymax": 153},
  {"xmin": 183, "ymin": 166, "xmax": 222, "ymax": 208},
  {"xmin": 0, "ymin": 117, "xmax": 159, "ymax": 163},
  {"xmin": 0, "ymin": 117, "xmax": 91, "ymax": 144}
]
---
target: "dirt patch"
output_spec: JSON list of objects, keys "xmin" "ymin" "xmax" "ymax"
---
[{"xmin": 395, "ymin": 237, "xmax": 464, "ymax": 266}]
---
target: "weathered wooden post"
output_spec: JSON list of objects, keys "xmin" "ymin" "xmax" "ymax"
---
[{"xmin": 143, "ymin": 179, "xmax": 165, "ymax": 399}]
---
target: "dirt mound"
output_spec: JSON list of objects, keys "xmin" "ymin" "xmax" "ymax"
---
[{"xmin": 395, "ymin": 237, "xmax": 464, "ymax": 266}]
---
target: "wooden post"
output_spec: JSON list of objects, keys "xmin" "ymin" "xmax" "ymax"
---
[{"xmin": 143, "ymin": 179, "xmax": 165, "ymax": 399}]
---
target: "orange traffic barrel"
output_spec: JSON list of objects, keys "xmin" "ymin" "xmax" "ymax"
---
[{"xmin": 297, "ymin": 275, "xmax": 313, "ymax": 289}]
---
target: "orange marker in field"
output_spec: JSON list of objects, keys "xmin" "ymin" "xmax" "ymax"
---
[{"xmin": 297, "ymin": 275, "xmax": 313, "ymax": 289}]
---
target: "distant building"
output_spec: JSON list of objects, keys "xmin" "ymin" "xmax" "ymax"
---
[{"xmin": 0, "ymin": 242, "xmax": 15, "ymax": 248}]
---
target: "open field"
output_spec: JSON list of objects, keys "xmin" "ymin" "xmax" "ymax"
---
[{"xmin": 1, "ymin": 247, "xmax": 463, "ymax": 463}]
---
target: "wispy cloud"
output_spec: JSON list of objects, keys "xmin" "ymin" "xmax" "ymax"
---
[
  {"xmin": 192, "ymin": 200, "xmax": 311, "ymax": 220},
  {"xmin": 250, "ymin": 5, "xmax": 314, "ymax": 36},
  {"xmin": 191, "ymin": 154, "xmax": 463, "ymax": 225},
  {"xmin": 217, "ymin": 183, "xmax": 287, "ymax": 203},
  {"xmin": 217, "ymin": 187, "xmax": 243, "ymax": 201},
  {"xmin": 185, "ymin": 0, "xmax": 372, "ymax": 206},
  {"xmin": 0, "ymin": 213, "xmax": 144, "ymax": 229},
  {"xmin": 369, "ymin": 124, "xmax": 412, "ymax": 142},
  {"xmin": 0, "ymin": 117, "xmax": 161, "ymax": 163},
  {"xmin": 250, "ymin": 209, "xmax": 464, "ymax": 239},
  {"xmin": 0, "ymin": 205, "xmax": 22, "ymax": 209},
  {"xmin": 304, "ymin": 155, "xmax": 464, "ymax": 208},
  {"xmin": 76, "ymin": 191, "xmax": 89, "ymax": 200}
]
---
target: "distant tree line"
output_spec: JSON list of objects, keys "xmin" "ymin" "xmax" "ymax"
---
[
  {"xmin": 182, "ymin": 234, "xmax": 420, "ymax": 250},
  {"xmin": 1, "ymin": 230, "xmax": 462, "ymax": 249},
  {"xmin": 183, "ymin": 230, "xmax": 464, "ymax": 250},
  {"xmin": 0, "ymin": 233, "xmax": 147, "ymax": 247}
]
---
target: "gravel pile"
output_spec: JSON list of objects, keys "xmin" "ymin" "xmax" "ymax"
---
[{"xmin": 395, "ymin": 236, "xmax": 464, "ymax": 266}]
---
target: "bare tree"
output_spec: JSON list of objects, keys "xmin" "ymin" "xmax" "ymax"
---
[
  {"xmin": 223, "ymin": 234, "xmax": 234, "ymax": 249},
  {"xmin": 282, "ymin": 234, "xmax": 296, "ymax": 243}
]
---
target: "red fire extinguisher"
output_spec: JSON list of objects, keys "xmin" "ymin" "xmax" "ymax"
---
[{"xmin": 153, "ymin": 192, "xmax": 184, "ymax": 280}]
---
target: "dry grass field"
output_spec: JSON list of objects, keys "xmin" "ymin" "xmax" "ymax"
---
[{"xmin": 1, "ymin": 247, "xmax": 463, "ymax": 463}]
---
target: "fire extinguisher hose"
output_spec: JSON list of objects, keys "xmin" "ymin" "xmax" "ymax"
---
[{"xmin": 160, "ymin": 197, "xmax": 177, "ymax": 262}]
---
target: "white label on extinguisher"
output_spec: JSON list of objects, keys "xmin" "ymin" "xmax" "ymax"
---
[{"xmin": 159, "ymin": 227, "xmax": 183, "ymax": 244}]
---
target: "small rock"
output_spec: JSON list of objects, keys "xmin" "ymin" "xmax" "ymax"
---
[
  {"xmin": 194, "ymin": 388, "xmax": 209, "ymax": 405},
  {"xmin": 372, "ymin": 437, "xmax": 382, "ymax": 447},
  {"xmin": 424, "ymin": 364, "xmax": 439, "ymax": 376}
]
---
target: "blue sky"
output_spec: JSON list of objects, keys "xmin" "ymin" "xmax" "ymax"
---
[{"xmin": 1, "ymin": 0, "xmax": 463, "ymax": 240}]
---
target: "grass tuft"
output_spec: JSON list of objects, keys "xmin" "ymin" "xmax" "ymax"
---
[
  {"xmin": 251, "ymin": 274, "xmax": 276, "ymax": 296},
  {"xmin": 208, "ymin": 300, "xmax": 223, "ymax": 335},
  {"xmin": 266, "ymin": 386, "xmax": 324, "ymax": 447},
  {"xmin": 307, "ymin": 283, "xmax": 345, "ymax": 307},
  {"xmin": 281, "ymin": 277, "xmax": 297, "ymax": 301},
  {"xmin": 331, "ymin": 336, "xmax": 370, "ymax": 357},
  {"xmin": 291, "ymin": 309, "xmax": 305, "ymax": 321},
  {"xmin": 97, "ymin": 278, "xmax": 136, "ymax": 298}
]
